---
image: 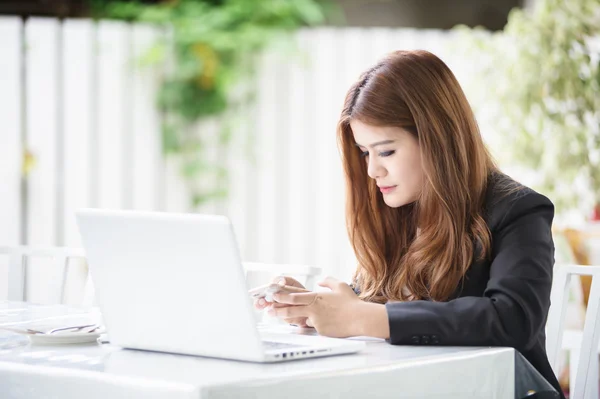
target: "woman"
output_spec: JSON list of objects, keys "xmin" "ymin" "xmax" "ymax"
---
[{"xmin": 255, "ymin": 50, "xmax": 561, "ymax": 395}]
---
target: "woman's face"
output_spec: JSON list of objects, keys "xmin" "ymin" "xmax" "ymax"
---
[{"xmin": 351, "ymin": 119, "xmax": 424, "ymax": 208}]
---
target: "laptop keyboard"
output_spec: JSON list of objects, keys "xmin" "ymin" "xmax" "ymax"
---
[{"xmin": 262, "ymin": 341, "xmax": 305, "ymax": 350}]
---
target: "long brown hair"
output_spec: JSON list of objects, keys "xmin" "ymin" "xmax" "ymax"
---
[{"xmin": 338, "ymin": 50, "xmax": 497, "ymax": 303}]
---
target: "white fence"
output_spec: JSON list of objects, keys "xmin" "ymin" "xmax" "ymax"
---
[{"xmin": 0, "ymin": 17, "xmax": 488, "ymax": 302}]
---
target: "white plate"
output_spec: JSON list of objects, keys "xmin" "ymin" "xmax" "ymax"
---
[{"xmin": 28, "ymin": 330, "xmax": 105, "ymax": 345}]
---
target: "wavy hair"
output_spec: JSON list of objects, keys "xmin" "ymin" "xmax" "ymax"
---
[{"xmin": 338, "ymin": 50, "xmax": 497, "ymax": 303}]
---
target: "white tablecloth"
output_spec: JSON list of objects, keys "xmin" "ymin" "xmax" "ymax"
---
[{"xmin": 0, "ymin": 302, "xmax": 516, "ymax": 399}]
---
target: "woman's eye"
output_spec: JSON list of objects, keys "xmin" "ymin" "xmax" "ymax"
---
[
  {"xmin": 360, "ymin": 151, "xmax": 369, "ymax": 158},
  {"xmin": 379, "ymin": 150, "xmax": 395, "ymax": 157}
]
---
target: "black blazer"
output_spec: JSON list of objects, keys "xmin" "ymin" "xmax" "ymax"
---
[{"xmin": 363, "ymin": 173, "xmax": 562, "ymax": 396}]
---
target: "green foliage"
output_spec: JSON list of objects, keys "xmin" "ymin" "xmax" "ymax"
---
[
  {"xmin": 90, "ymin": 0, "xmax": 331, "ymax": 207},
  {"xmin": 455, "ymin": 0, "xmax": 600, "ymax": 216}
]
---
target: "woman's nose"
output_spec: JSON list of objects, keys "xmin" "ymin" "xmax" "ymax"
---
[{"xmin": 367, "ymin": 158, "xmax": 386, "ymax": 179}]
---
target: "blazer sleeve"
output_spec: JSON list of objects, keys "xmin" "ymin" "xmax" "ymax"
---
[{"xmin": 385, "ymin": 190, "xmax": 555, "ymax": 352}]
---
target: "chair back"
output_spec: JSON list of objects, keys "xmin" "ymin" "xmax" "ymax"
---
[
  {"xmin": 0, "ymin": 246, "xmax": 323, "ymax": 307},
  {"xmin": 0, "ymin": 245, "xmax": 87, "ymax": 305},
  {"xmin": 546, "ymin": 264, "xmax": 600, "ymax": 399},
  {"xmin": 243, "ymin": 262, "xmax": 322, "ymax": 291}
]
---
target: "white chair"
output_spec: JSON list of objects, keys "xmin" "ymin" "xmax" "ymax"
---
[
  {"xmin": 546, "ymin": 264, "xmax": 600, "ymax": 399},
  {"xmin": 0, "ymin": 245, "xmax": 322, "ymax": 306},
  {"xmin": 243, "ymin": 262, "xmax": 322, "ymax": 291},
  {"xmin": 0, "ymin": 245, "xmax": 88, "ymax": 305}
]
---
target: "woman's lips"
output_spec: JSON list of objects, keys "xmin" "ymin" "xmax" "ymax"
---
[{"xmin": 379, "ymin": 185, "xmax": 396, "ymax": 194}]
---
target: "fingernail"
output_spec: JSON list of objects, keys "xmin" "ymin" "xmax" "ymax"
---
[
  {"xmin": 258, "ymin": 298, "xmax": 265, "ymax": 306},
  {"xmin": 277, "ymin": 277, "xmax": 286, "ymax": 286}
]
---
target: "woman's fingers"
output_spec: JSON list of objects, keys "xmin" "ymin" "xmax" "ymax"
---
[
  {"xmin": 270, "ymin": 302, "xmax": 292, "ymax": 309},
  {"xmin": 253, "ymin": 297, "xmax": 272, "ymax": 310},
  {"xmin": 285, "ymin": 317, "xmax": 309, "ymax": 327},
  {"xmin": 273, "ymin": 292, "xmax": 317, "ymax": 306},
  {"xmin": 256, "ymin": 299, "xmax": 296, "ymax": 311},
  {"xmin": 263, "ymin": 301, "xmax": 311, "ymax": 327},
  {"xmin": 271, "ymin": 276, "xmax": 287, "ymax": 286},
  {"xmin": 270, "ymin": 275, "xmax": 305, "ymax": 290},
  {"xmin": 267, "ymin": 304, "xmax": 309, "ymax": 319}
]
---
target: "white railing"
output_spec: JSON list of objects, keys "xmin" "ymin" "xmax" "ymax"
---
[{"xmin": 0, "ymin": 17, "xmax": 487, "ymax": 300}]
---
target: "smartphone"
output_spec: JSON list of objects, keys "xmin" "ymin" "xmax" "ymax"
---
[{"xmin": 248, "ymin": 283, "xmax": 309, "ymax": 301}]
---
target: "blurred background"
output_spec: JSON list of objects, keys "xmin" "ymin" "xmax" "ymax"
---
[
  {"xmin": 1, "ymin": 0, "xmax": 600, "ymax": 294},
  {"xmin": 0, "ymin": 0, "xmax": 599, "ymax": 394},
  {"xmin": 0, "ymin": 0, "xmax": 600, "ymax": 296},
  {"xmin": 0, "ymin": 0, "xmax": 599, "ymax": 293}
]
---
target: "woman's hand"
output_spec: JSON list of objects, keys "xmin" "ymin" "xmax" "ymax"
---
[
  {"xmin": 267, "ymin": 276, "xmax": 370, "ymax": 338},
  {"xmin": 253, "ymin": 276, "xmax": 310, "ymax": 327}
]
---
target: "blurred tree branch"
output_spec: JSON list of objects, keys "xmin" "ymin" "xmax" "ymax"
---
[
  {"xmin": 91, "ymin": 0, "xmax": 334, "ymax": 207},
  {"xmin": 455, "ymin": 0, "xmax": 600, "ymax": 217}
]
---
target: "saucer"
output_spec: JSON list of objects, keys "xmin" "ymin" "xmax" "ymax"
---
[{"xmin": 28, "ymin": 329, "xmax": 106, "ymax": 345}]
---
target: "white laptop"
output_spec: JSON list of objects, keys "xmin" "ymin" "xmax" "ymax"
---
[{"xmin": 75, "ymin": 209, "xmax": 365, "ymax": 362}]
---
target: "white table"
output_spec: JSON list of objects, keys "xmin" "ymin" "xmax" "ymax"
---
[{"xmin": 0, "ymin": 302, "xmax": 550, "ymax": 399}]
